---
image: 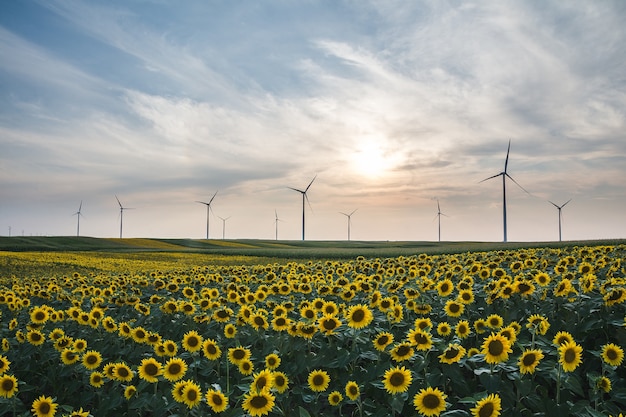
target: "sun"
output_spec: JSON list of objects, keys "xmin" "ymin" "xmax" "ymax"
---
[{"xmin": 350, "ymin": 138, "xmax": 396, "ymax": 178}]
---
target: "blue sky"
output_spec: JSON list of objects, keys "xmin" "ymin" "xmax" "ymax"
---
[{"xmin": 1, "ymin": 0, "xmax": 625, "ymax": 241}]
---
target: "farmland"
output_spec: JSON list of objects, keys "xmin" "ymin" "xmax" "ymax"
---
[{"xmin": 0, "ymin": 238, "xmax": 625, "ymax": 417}]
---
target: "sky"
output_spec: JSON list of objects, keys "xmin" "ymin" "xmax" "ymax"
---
[{"xmin": 1, "ymin": 1, "xmax": 625, "ymax": 242}]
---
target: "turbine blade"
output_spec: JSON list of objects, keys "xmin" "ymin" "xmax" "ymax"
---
[
  {"xmin": 548, "ymin": 200, "xmax": 560, "ymax": 209},
  {"xmin": 562, "ymin": 198, "xmax": 572, "ymax": 208},
  {"xmin": 78, "ymin": 200, "xmax": 82, "ymax": 212},
  {"xmin": 208, "ymin": 190, "xmax": 218, "ymax": 204},
  {"xmin": 479, "ymin": 173, "xmax": 502, "ymax": 183},
  {"xmin": 288, "ymin": 187, "xmax": 304, "ymax": 193},
  {"xmin": 505, "ymin": 173, "xmax": 531, "ymax": 194},
  {"xmin": 305, "ymin": 193, "xmax": 313, "ymax": 212},
  {"xmin": 196, "ymin": 201, "xmax": 209, "ymax": 205},
  {"xmin": 305, "ymin": 175, "xmax": 317, "ymax": 192},
  {"xmin": 350, "ymin": 209, "xmax": 358, "ymax": 216},
  {"xmin": 115, "ymin": 195, "xmax": 122, "ymax": 208},
  {"xmin": 504, "ymin": 139, "xmax": 511, "ymax": 173}
]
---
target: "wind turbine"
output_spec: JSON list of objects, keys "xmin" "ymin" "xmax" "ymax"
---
[
  {"xmin": 73, "ymin": 201, "xmax": 83, "ymax": 237},
  {"xmin": 115, "ymin": 196, "xmax": 133, "ymax": 239},
  {"xmin": 479, "ymin": 140, "xmax": 529, "ymax": 242},
  {"xmin": 196, "ymin": 191, "xmax": 218, "ymax": 239},
  {"xmin": 288, "ymin": 175, "xmax": 316, "ymax": 240},
  {"xmin": 549, "ymin": 199, "xmax": 571, "ymax": 242},
  {"xmin": 339, "ymin": 209, "xmax": 357, "ymax": 241},
  {"xmin": 434, "ymin": 199, "xmax": 448, "ymax": 242},
  {"xmin": 217, "ymin": 215, "xmax": 230, "ymax": 240},
  {"xmin": 274, "ymin": 210, "xmax": 283, "ymax": 240}
]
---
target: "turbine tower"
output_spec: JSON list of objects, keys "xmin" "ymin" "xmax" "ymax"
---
[
  {"xmin": 288, "ymin": 175, "xmax": 316, "ymax": 240},
  {"xmin": 196, "ymin": 191, "xmax": 218, "ymax": 240},
  {"xmin": 434, "ymin": 199, "xmax": 448, "ymax": 242},
  {"xmin": 115, "ymin": 196, "xmax": 133, "ymax": 239},
  {"xmin": 549, "ymin": 199, "xmax": 571, "ymax": 242},
  {"xmin": 274, "ymin": 210, "xmax": 283, "ymax": 240},
  {"xmin": 479, "ymin": 140, "xmax": 529, "ymax": 242},
  {"xmin": 73, "ymin": 201, "xmax": 83, "ymax": 237},
  {"xmin": 339, "ymin": 209, "xmax": 357, "ymax": 241},
  {"xmin": 218, "ymin": 215, "xmax": 230, "ymax": 240}
]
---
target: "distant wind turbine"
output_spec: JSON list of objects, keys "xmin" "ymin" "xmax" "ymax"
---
[
  {"xmin": 434, "ymin": 199, "xmax": 448, "ymax": 242},
  {"xmin": 288, "ymin": 175, "xmax": 316, "ymax": 240},
  {"xmin": 218, "ymin": 215, "xmax": 231, "ymax": 240},
  {"xmin": 549, "ymin": 199, "xmax": 571, "ymax": 242},
  {"xmin": 196, "ymin": 191, "xmax": 218, "ymax": 239},
  {"xmin": 73, "ymin": 201, "xmax": 83, "ymax": 237},
  {"xmin": 479, "ymin": 140, "xmax": 529, "ymax": 242},
  {"xmin": 274, "ymin": 210, "xmax": 283, "ymax": 240},
  {"xmin": 115, "ymin": 196, "xmax": 133, "ymax": 239},
  {"xmin": 340, "ymin": 209, "xmax": 357, "ymax": 241}
]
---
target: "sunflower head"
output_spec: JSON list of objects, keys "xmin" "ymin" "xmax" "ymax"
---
[
  {"xmin": 413, "ymin": 386, "xmax": 447, "ymax": 416},
  {"xmin": 601, "ymin": 343, "xmax": 624, "ymax": 367}
]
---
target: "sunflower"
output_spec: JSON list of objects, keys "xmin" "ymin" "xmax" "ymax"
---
[
  {"xmin": 413, "ymin": 386, "xmax": 447, "ymax": 416},
  {"xmin": 498, "ymin": 326, "xmax": 517, "ymax": 344},
  {"xmin": 31, "ymin": 395, "xmax": 58, "ymax": 417},
  {"xmin": 89, "ymin": 371, "xmax": 105, "ymax": 388},
  {"xmin": 224, "ymin": 323, "xmax": 237, "ymax": 338},
  {"xmin": 601, "ymin": 343, "xmax": 624, "ymax": 367},
  {"xmin": 61, "ymin": 349, "xmax": 80, "ymax": 365},
  {"xmin": 206, "ymin": 389, "xmax": 228, "ymax": 413},
  {"xmin": 345, "ymin": 380, "xmax": 360, "ymax": 401},
  {"xmin": 30, "ymin": 306, "xmax": 49, "ymax": 325},
  {"xmin": 171, "ymin": 380, "xmax": 186, "ymax": 403},
  {"xmin": 81, "ymin": 350, "xmax": 102, "ymax": 370},
  {"xmin": 373, "ymin": 332, "xmax": 394, "ymax": 351},
  {"xmin": 533, "ymin": 271, "xmax": 551, "ymax": 286},
  {"xmin": 239, "ymin": 359, "xmax": 254, "ymax": 375},
  {"xmin": 66, "ymin": 407, "xmax": 89, "ymax": 417},
  {"xmin": 345, "ymin": 304, "xmax": 373, "ymax": 329},
  {"xmin": 559, "ymin": 340, "xmax": 583, "ymax": 372},
  {"xmin": 318, "ymin": 315, "xmax": 342, "ymax": 335},
  {"xmin": 389, "ymin": 342, "xmax": 415, "ymax": 362},
  {"xmin": 552, "ymin": 331, "xmax": 574, "ymax": 347},
  {"xmin": 182, "ymin": 330, "xmax": 203, "ymax": 353},
  {"xmin": 382, "ymin": 366, "xmax": 413, "ymax": 394},
  {"xmin": 444, "ymin": 300, "xmax": 464, "ymax": 318},
  {"xmin": 202, "ymin": 338, "xmax": 222, "ymax": 360},
  {"xmin": 0, "ymin": 355, "xmax": 10, "ymax": 374},
  {"xmin": 163, "ymin": 357, "xmax": 187, "ymax": 382},
  {"xmin": 455, "ymin": 320, "xmax": 471, "ymax": 339},
  {"xmin": 228, "ymin": 346, "xmax": 252, "ymax": 365},
  {"xmin": 436, "ymin": 279, "xmax": 454, "ymax": 297},
  {"xmin": 181, "ymin": 380, "xmax": 202, "ymax": 408},
  {"xmin": 328, "ymin": 390, "xmax": 343, "ymax": 406},
  {"xmin": 131, "ymin": 326, "xmax": 148, "ymax": 344},
  {"xmin": 251, "ymin": 369, "xmax": 274, "ymax": 392},
  {"xmin": 481, "ymin": 333, "xmax": 512, "ymax": 364},
  {"xmin": 470, "ymin": 393, "xmax": 501, "ymax": 417},
  {"xmin": 518, "ymin": 349, "xmax": 544, "ymax": 374},
  {"xmin": 457, "ymin": 289, "xmax": 475, "ymax": 304},
  {"xmin": 486, "ymin": 314, "xmax": 503, "ymax": 329},
  {"xmin": 138, "ymin": 357, "xmax": 162, "ymax": 383},
  {"xmin": 272, "ymin": 371, "xmax": 289, "ymax": 394},
  {"xmin": 406, "ymin": 328, "xmax": 433, "ymax": 351},
  {"xmin": 265, "ymin": 353, "xmax": 281, "ymax": 370},
  {"xmin": 597, "ymin": 376, "xmax": 612, "ymax": 393},
  {"xmin": 242, "ymin": 388, "xmax": 275, "ymax": 417},
  {"xmin": 525, "ymin": 314, "xmax": 550, "ymax": 335},
  {"xmin": 308, "ymin": 369, "xmax": 331, "ymax": 392},
  {"xmin": 437, "ymin": 322, "xmax": 452, "ymax": 337},
  {"xmin": 438, "ymin": 343, "xmax": 466, "ymax": 364},
  {"xmin": 0, "ymin": 374, "xmax": 18, "ymax": 398},
  {"xmin": 113, "ymin": 363, "xmax": 134, "ymax": 382},
  {"xmin": 124, "ymin": 385, "xmax": 136, "ymax": 400}
]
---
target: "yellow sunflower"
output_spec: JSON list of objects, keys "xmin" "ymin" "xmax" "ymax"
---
[
  {"xmin": 181, "ymin": 380, "xmax": 202, "ymax": 408},
  {"xmin": 437, "ymin": 322, "xmax": 452, "ymax": 337},
  {"xmin": 89, "ymin": 371, "xmax": 105, "ymax": 388},
  {"xmin": 138, "ymin": 357, "xmax": 162, "ymax": 383},
  {"xmin": 163, "ymin": 357, "xmax": 187, "ymax": 382},
  {"xmin": 485, "ymin": 314, "xmax": 503, "ymax": 329},
  {"xmin": 345, "ymin": 304, "xmax": 374, "ymax": 329},
  {"xmin": 81, "ymin": 350, "xmax": 102, "ymax": 370},
  {"xmin": 413, "ymin": 386, "xmax": 447, "ymax": 416},
  {"xmin": 242, "ymin": 388, "xmax": 275, "ymax": 417},
  {"xmin": 438, "ymin": 343, "xmax": 466, "ymax": 364},
  {"xmin": 601, "ymin": 343, "xmax": 624, "ymax": 367},
  {"xmin": 124, "ymin": 385, "xmax": 136, "ymax": 400},
  {"xmin": 470, "ymin": 393, "xmax": 501, "ymax": 417},
  {"xmin": 31, "ymin": 395, "xmax": 58, "ymax": 417},
  {"xmin": 308, "ymin": 369, "xmax": 330, "ymax": 392},
  {"xmin": 0, "ymin": 355, "xmax": 10, "ymax": 374},
  {"xmin": 30, "ymin": 306, "xmax": 49, "ymax": 325},
  {"xmin": 272, "ymin": 371, "xmax": 289, "ymax": 394},
  {"xmin": 251, "ymin": 369, "xmax": 274, "ymax": 392},
  {"xmin": 597, "ymin": 376, "xmax": 612, "ymax": 393},
  {"xmin": 0, "ymin": 374, "xmax": 18, "ymax": 398},
  {"xmin": 389, "ymin": 342, "xmax": 415, "ymax": 362},
  {"xmin": 455, "ymin": 320, "xmax": 471, "ymax": 339},
  {"xmin": 265, "ymin": 353, "xmax": 281, "ymax": 370},
  {"xmin": 518, "ymin": 349, "xmax": 544, "ymax": 374},
  {"xmin": 382, "ymin": 366, "xmax": 413, "ymax": 394},
  {"xmin": 318, "ymin": 315, "xmax": 342, "ymax": 335},
  {"xmin": 238, "ymin": 359, "xmax": 254, "ymax": 375},
  {"xmin": 182, "ymin": 330, "xmax": 203, "ymax": 353},
  {"xmin": 373, "ymin": 332, "xmax": 394, "ymax": 351},
  {"xmin": 113, "ymin": 363, "xmax": 134, "ymax": 382},
  {"xmin": 436, "ymin": 279, "xmax": 454, "ymax": 297},
  {"xmin": 328, "ymin": 391, "xmax": 343, "ymax": 406},
  {"xmin": 206, "ymin": 389, "xmax": 228, "ymax": 413},
  {"xmin": 559, "ymin": 340, "xmax": 583, "ymax": 372},
  {"xmin": 228, "ymin": 346, "xmax": 251, "ymax": 365},
  {"xmin": 552, "ymin": 331, "xmax": 574, "ymax": 347},
  {"xmin": 202, "ymin": 338, "xmax": 222, "ymax": 360},
  {"xmin": 481, "ymin": 333, "xmax": 512, "ymax": 364},
  {"xmin": 406, "ymin": 328, "xmax": 433, "ymax": 351},
  {"xmin": 444, "ymin": 300, "xmax": 464, "ymax": 318},
  {"xmin": 345, "ymin": 380, "xmax": 360, "ymax": 401},
  {"xmin": 60, "ymin": 349, "xmax": 80, "ymax": 366},
  {"xmin": 224, "ymin": 323, "xmax": 238, "ymax": 338}
]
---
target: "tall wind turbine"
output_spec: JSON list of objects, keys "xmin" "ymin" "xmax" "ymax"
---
[
  {"xmin": 73, "ymin": 201, "xmax": 83, "ymax": 237},
  {"xmin": 549, "ymin": 199, "xmax": 571, "ymax": 242},
  {"xmin": 196, "ymin": 191, "xmax": 218, "ymax": 239},
  {"xmin": 434, "ymin": 199, "xmax": 448, "ymax": 242},
  {"xmin": 218, "ymin": 215, "xmax": 230, "ymax": 240},
  {"xmin": 288, "ymin": 175, "xmax": 316, "ymax": 240},
  {"xmin": 479, "ymin": 140, "xmax": 529, "ymax": 242},
  {"xmin": 274, "ymin": 210, "xmax": 283, "ymax": 240},
  {"xmin": 340, "ymin": 209, "xmax": 357, "ymax": 241},
  {"xmin": 115, "ymin": 196, "xmax": 133, "ymax": 239}
]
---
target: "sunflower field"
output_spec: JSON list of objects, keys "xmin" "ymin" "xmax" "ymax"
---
[{"xmin": 0, "ymin": 244, "xmax": 625, "ymax": 417}]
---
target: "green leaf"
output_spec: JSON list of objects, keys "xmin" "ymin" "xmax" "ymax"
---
[{"xmin": 298, "ymin": 406, "xmax": 312, "ymax": 417}]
